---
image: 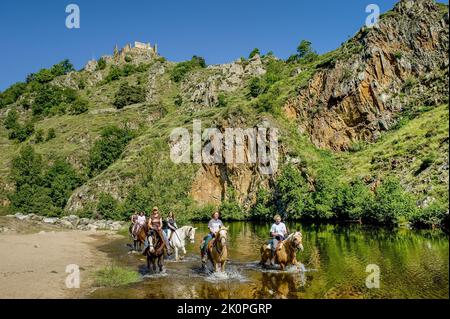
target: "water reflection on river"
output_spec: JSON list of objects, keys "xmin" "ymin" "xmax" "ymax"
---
[{"xmin": 90, "ymin": 222, "xmax": 449, "ymax": 299}]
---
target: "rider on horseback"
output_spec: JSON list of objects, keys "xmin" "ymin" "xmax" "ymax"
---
[
  {"xmin": 163, "ymin": 211, "xmax": 178, "ymax": 243},
  {"xmin": 269, "ymin": 214, "xmax": 288, "ymax": 259},
  {"xmin": 143, "ymin": 207, "xmax": 173, "ymax": 256},
  {"xmin": 200, "ymin": 211, "xmax": 223, "ymax": 263},
  {"xmin": 131, "ymin": 211, "xmax": 146, "ymax": 240}
]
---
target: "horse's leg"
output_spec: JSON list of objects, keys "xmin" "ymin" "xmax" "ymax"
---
[
  {"xmin": 181, "ymin": 245, "xmax": 186, "ymax": 259},
  {"xmin": 152, "ymin": 258, "xmax": 156, "ymax": 272},
  {"xmin": 158, "ymin": 256, "xmax": 163, "ymax": 272},
  {"xmin": 214, "ymin": 262, "xmax": 219, "ymax": 273},
  {"xmin": 174, "ymin": 246, "xmax": 179, "ymax": 261},
  {"xmin": 221, "ymin": 260, "xmax": 226, "ymax": 273},
  {"xmin": 147, "ymin": 255, "xmax": 150, "ymax": 270}
]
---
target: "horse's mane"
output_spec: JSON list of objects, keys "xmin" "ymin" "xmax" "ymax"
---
[{"xmin": 285, "ymin": 231, "xmax": 301, "ymax": 242}]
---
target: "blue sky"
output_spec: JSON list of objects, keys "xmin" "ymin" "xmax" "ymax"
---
[{"xmin": 0, "ymin": 0, "xmax": 447, "ymax": 91}]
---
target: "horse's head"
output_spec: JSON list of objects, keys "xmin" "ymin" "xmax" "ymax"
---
[
  {"xmin": 187, "ymin": 227, "xmax": 197, "ymax": 244},
  {"xmin": 291, "ymin": 231, "xmax": 304, "ymax": 252},
  {"xmin": 217, "ymin": 226, "xmax": 228, "ymax": 246},
  {"xmin": 148, "ymin": 233, "xmax": 155, "ymax": 254}
]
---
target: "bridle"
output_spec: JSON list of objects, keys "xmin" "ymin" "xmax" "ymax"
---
[{"xmin": 213, "ymin": 230, "xmax": 227, "ymax": 257}]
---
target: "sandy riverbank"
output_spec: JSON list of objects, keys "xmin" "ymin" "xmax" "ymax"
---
[{"xmin": 0, "ymin": 217, "xmax": 121, "ymax": 299}]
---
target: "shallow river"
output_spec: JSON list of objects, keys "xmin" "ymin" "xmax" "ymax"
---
[{"xmin": 90, "ymin": 222, "xmax": 449, "ymax": 299}]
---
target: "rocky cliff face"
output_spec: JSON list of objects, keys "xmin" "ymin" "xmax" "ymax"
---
[{"xmin": 283, "ymin": 0, "xmax": 449, "ymax": 151}]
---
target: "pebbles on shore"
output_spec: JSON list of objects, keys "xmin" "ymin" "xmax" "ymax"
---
[{"xmin": 5, "ymin": 213, "xmax": 127, "ymax": 232}]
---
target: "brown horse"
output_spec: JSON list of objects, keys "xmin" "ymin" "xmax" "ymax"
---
[
  {"xmin": 130, "ymin": 223, "xmax": 148, "ymax": 251},
  {"xmin": 204, "ymin": 226, "xmax": 228, "ymax": 272},
  {"xmin": 146, "ymin": 229, "xmax": 165, "ymax": 272},
  {"xmin": 260, "ymin": 231, "xmax": 304, "ymax": 271}
]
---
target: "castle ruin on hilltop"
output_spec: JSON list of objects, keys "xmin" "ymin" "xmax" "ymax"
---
[{"xmin": 84, "ymin": 40, "xmax": 159, "ymax": 71}]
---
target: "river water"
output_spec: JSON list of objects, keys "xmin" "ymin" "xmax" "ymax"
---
[{"xmin": 89, "ymin": 222, "xmax": 449, "ymax": 299}]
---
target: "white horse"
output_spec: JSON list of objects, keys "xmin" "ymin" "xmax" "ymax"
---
[{"xmin": 168, "ymin": 226, "xmax": 197, "ymax": 261}]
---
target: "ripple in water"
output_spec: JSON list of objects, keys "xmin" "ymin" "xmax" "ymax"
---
[{"xmin": 203, "ymin": 266, "xmax": 249, "ymax": 283}]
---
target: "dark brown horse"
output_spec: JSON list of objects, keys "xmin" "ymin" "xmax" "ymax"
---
[{"xmin": 145, "ymin": 229, "xmax": 165, "ymax": 272}]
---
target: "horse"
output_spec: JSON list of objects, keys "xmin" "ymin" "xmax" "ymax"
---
[
  {"xmin": 168, "ymin": 226, "xmax": 197, "ymax": 261},
  {"xmin": 260, "ymin": 231, "xmax": 304, "ymax": 271},
  {"xmin": 204, "ymin": 226, "xmax": 228, "ymax": 272},
  {"xmin": 130, "ymin": 223, "xmax": 148, "ymax": 251},
  {"xmin": 146, "ymin": 229, "xmax": 166, "ymax": 272}
]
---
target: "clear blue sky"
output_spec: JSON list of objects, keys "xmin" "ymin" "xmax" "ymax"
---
[{"xmin": 0, "ymin": 0, "xmax": 447, "ymax": 91}]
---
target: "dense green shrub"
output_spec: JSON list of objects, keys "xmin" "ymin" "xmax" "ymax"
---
[
  {"xmin": 103, "ymin": 63, "xmax": 150, "ymax": 84},
  {"xmin": 334, "ymin": 179, "xmax": 374, "ymax": 220},
  {"xmin": 87, "ymin": 125, "xmax": 134, "ymax": 177},
  {"xmin": 410, "ymin": 201, "xmax": 448, "ymax": 228},
  {"xmin": 104, "ymin": 66, "xmax": 122, "ymax": 83},
  {"xmin": 27, "ymin": 59, "xmax": 74, "ymax": 84},
  {"xmin": 31, "ymin": 85, "xmax": 79, "ymax": 116},
  {"xmin": 275, "ymin": 165, "xmax": 311, "ymax": 219},
  {"xmin": 43, "ymin": 159, "xmax": 82, "ymax": 209},
  {"xmin": 96, "ymin": 58, "xmax": 107, "ymax": 70},
  {"xmin": 68, "ymin": 98, "xmax": 89, "ymax": 115},
  {"xmin": 8, "ymin": 145, "xmax": 80, "ymax": 216},
  {"xmin": 218, "ymin": 189, "xmax": 245, "ymax": 220},
  {"xmin": 113, "ymin": 83, "xmax": 145, "ymax": 109},
  {"xmin": 34, "ymin": 129, "xmax": 44, "ymax": 143},
  {"xmin": 249, "ymin": 48, "xmax": 261, "ymax": 59},
  {"xmin": 46, "ymin": 128, "xmax": 56, "ymax": 141},
  {"xmin": 251, "ymin": 187, "xmax": 275, "ymax": 220},
  {"xmin": 248, "ymin": 77, "xmax": 267, "ymax": 98},
  {"xmin": 0, "ymin": 82, "xmax": 27, "ymax": 108},
  {"xmin": 170, "ymin": 56, "xmax": 207, "ymax": 82},
  {"xmin": 362, "ymin": 178, "xmax": 417, "ymax": 225},
  {"xmin": 96, "ymin": 193, "xmax": 120, "ymax": 220},
  {"xmin": 4, "ymin": 109, "xmax": 19, "ymax": 129},
  {"xmin": 8, "ymin": 120, "xmax": 35, "ymax": 142}
]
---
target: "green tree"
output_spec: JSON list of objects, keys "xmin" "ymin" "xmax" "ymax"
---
[
  {"xmin": 4, "ymin": 109, "xmax": 19, "ymax": 130},
  {"xmin": 249, "ymin": 48, "xmax": 261, "ymax": 59},
  {"xmin": 50, "ymin": 59, "xmax": 75, "ymax": 77},
  {"xmin": 364, "ymin": 178, "xmax": 417, "ymax": 225},
  {"xmin": 96, "ymin": 193, "xmax": 120, "ymax": 220},
  {"xmin": 43, "ymin": 159, "xmax": 81, "ymax": 209},
  {"xmin": 113, "ymin": 83, "xmax": 145, "ymax": 109},
  {"xmin": 96, "ymin": 57, "xmax": 107, "ymax": 70},
  {"xmin": 275, "ymin": 165, "xmax": 311, "ymax": 219},
  {"xmin": 87, "ymin": 125, "xmax": 134, "ymax": 177}
]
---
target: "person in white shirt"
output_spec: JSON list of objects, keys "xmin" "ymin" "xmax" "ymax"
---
[
  {"xmin": 200, "ymin": 211, "xmax": 223, "ymax": 262},
  {"xmin": 269, "ymin": 214, "xmax": 288, "ymax": 253},
  {"xmin": 132, "ymin": 211, "xmax": 146, "ymax": 239}
]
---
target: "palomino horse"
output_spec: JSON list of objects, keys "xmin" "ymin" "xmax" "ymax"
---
[
  {"xmin": 260, "ymin": 231, "xmax": 304, "ymax": 270},
  {"xmin": 168, "ymin": 226, "xmax": 197, "ymax": 261},
  {"xmin": 204, "ymin": 226, "xmax": 228, "ymax": 272},
  {"xmin": 146, "ymin": 230, "xmax": 166, "ymax": 272}
]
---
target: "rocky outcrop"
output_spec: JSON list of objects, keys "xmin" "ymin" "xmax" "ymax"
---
[
  {"xmin": 190, "ymin": 117, "xmax": 277, "ymax": 208},
  {"xmin": 284, "ymin": 0, "xmax": 449, "ymax": 150},
  {"xmin": 181, "ymin": 54, "xmax": 267, "ymax": 109}
]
